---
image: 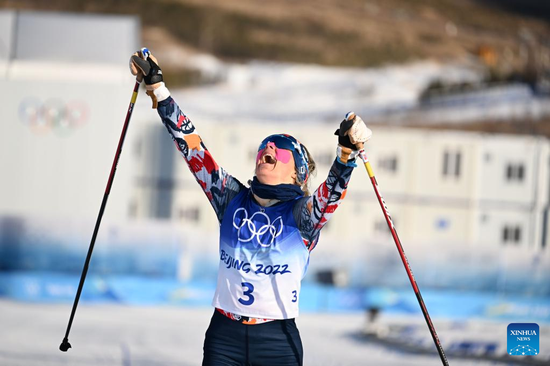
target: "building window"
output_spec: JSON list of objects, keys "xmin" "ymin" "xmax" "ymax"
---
[
  {"xmin": 374, "ymin": 218, "xmax": 394, "ymax": 234},
  {"xmin": 443, "ymin": 150, "xmax": 461, "ymax": 178},
  {"xmin": 179, "ymin": 206, "xmax": 200, "ymax": 222},
  {"xmin": 134, "ymin": 139, "xmax": 143, "ymax": 158},
  {"xmin": 502, "ymin": 225, "xmax": 522, "ymax": 245},
  {"xmin": 378, "ymin": 156, "xmax": 398, "ymax": 173},
  {"xmin": 505, "ymin": 163, "xmax": 525, "ymax": 182},
  {"xmin": 128, "ymin": 199, "xmax": 138, "ymax": 218}
]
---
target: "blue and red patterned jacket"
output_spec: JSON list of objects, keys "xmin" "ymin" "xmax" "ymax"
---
[{"xmin": 157, "ymin": 96, "xmax": 354, "ymax": 252}]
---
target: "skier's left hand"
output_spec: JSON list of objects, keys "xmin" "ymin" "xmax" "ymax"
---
[{"xmin": 335, "ymin": 112, "xmax": 372, "ymax": 150}]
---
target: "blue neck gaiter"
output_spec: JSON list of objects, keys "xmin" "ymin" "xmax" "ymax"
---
[{"xmin": 250, "ymin": 177, "xmax": 304, "ymax": 201}]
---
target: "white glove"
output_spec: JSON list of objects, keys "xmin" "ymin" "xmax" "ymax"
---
[
  {"xmin": 346, "ymin": 112, "xmax": 372, "ymax": 145},
  {"xmin": 335, "ymin": 112, "xmax": 372, "ymax": 164},
  {"xmin": 335, "ymin": 111, "xmax": 372, "ymax": 149}
]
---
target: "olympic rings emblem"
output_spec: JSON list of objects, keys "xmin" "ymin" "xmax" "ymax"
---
[
  {"xmin": 18, "ymin": 97, "xmax": 89, "ymax": 136},
  {"xmin": 232, "ymin": 208, "xmax": 284, "ymax": 247}
]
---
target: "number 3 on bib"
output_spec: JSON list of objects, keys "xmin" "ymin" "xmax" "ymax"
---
[{"xmin": 238, "ymin": 282, "xmax": 255, "ymax": 306}]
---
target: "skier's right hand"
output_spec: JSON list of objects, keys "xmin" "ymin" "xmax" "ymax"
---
[
  {"xmin": 129, "ymin": 51, "xmax": 163, "ymax": 88},
  {"xmin": 129, "ymin": 49, "xmax": 170, "ymax": 109}
]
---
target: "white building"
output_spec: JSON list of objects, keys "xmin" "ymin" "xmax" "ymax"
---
[
  {"xmin": 129, "ymin": 118, "xmax": 550, "ymax": 290},
  {"xmin": 0, "ymin": 10, "xmax": 145, "ymax": 221},
  {"xmin": 135, "ymin": 120, "xmax": 550, "ymax": 250}
]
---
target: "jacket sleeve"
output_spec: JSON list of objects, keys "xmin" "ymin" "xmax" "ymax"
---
[
  {"xmin": 293, "ymin": 158, "xmax": 354, "ymax": 251},
  {"xmin": 157, "ymin": 96, "xmax": 244, "ymax": 223}
]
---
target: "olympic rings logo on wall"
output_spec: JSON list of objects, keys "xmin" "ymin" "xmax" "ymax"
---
[
  {"xmin": 232, "ymin": 208, "xmax": 284, "ymax": 247},
  {"xmin": 18, "ymin": 97, "xmax": 90, "ymax": 136}
]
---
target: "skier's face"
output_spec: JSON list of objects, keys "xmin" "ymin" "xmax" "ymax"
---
[{"xmin": 255, "ymin": 142, "xmax": 297, "ymax": 185}]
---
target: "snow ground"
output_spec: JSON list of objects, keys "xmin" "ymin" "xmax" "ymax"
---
[{"xmin": 0, "ymin": 300, "xmax": 544, "ymax": 366}]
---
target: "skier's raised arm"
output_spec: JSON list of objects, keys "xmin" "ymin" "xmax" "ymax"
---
[
  {"xmin": 294, "ymin": 113, "xmax": 372, "ymax": 251},
  {"xmin": 130, "ymin": 52, "xmax": 244, "ymax": 223}
]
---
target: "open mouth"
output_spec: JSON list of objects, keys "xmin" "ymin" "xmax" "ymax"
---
[{"xmin": 261, "ymin": 153, "xmax": 277, "ymax": 165}]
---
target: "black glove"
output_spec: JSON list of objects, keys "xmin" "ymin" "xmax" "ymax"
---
[
  {"xmin": 130, "ymin": 54, "xmax": 163, "ymax": 85},
  {"xmin": 334, "ymin": 116, "xmax": 356, "ymax": 150}
]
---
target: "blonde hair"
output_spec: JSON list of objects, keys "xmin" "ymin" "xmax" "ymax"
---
[{"xmin": 295, "ymin": 145, "xmax": 316, "ymax": 196}]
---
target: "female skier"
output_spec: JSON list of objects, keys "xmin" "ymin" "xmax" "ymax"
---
[{"xmin": 130, "ymin": 52, "xmax": 372, "ymax": 366}]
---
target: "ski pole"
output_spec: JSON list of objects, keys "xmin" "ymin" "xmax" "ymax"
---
[
  {"xmin": 350, "ymin": 114, "xmax": 449, "ymax": 365},
  {"xmin": 59, "ymin": 48, "xmax": 149, "ymax": 352}
]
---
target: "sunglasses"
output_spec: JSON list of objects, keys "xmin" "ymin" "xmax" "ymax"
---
[{"xmin": 257, "ymin": 134, "xmax": 309, "ymax": 183}]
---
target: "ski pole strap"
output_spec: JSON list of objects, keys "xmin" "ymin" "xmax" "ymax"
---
[{"xmin": 146, "ymin": 89, "xmax": 158, "ymax": 109}]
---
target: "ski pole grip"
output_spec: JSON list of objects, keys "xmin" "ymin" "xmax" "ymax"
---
[
  {"xmin": 135, "ymin": 47, "xmax": 150, "ymax": 82},
  {"xmin": 345, "ymin": 111, "xmax": 356, "ymax": 122},
  {"xmin": 140, "ymin": 47, "xmax": 150, "ymax": 59}
]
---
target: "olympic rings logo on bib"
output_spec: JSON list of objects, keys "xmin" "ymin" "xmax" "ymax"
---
[{"xmin": 232, "ymin": 208, "xmax": 284, "ymax": 247}]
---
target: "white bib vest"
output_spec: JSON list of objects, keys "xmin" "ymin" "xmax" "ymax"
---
[{"xmin": 212, "ymin": 189, "xmax": 310, "ymax": 319}]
